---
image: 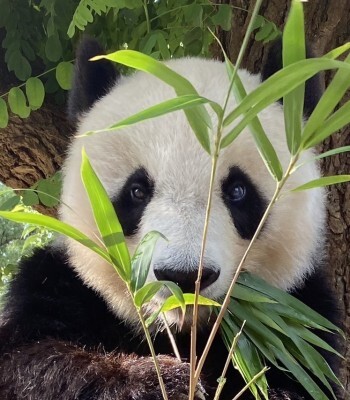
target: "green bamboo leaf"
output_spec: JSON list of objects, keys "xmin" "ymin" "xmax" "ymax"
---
[
  {"xmin": 92, "ymin": 50, "xmax": 212, "ymax": 153},
  {"xmin": 291, "ymin": 175, "xmax": 350, "ymax": 192},
  {"xmin": 0, "ymin": 98, "xmax": 9, "ymax": 128},
  {"xmin": 131, "ymin": 231, "xmax": 166, "ymax": 292},
  {"xmin": 56, "ymin": 61, "xmax": 74, "ymax": 90},
  {"xmin": 211, "ymin": 28, "xmax": 282, "ymax": 180},
  {"xmin": 238, "ymin": 272, "xmax": 343, "ymax": 334},
  {"xmin": 26, "ymin": 77, "xmax": 45, "ymax": 110},
  {"xmin": 84, "ymin": 95, "xmax": 220, "ymax": 136},
  {"xmin": 221, "ymin": 319, "xmax": 268, "ymax": 399},
  {"xmin": 266, "ymin": 312, "xmax": 336, "ymax": 396},
  {"xmin": 221, "ymin": 58, "xmax": 350, "ymax": 148},
  {"xmin": 303, "ymin": 100, "xmax": 350, "ymax": 148},
  {"xmin": 8, "ymin": 87, "xmax": 30, "ymax": 118},
  {"xmin": 302, "ymin": 53, "xmax": 350, "ymax": 146},
  {"xmin": 145, "ymin": 293, "xmax": 220, "ymax": 327},
  {"xmin": 0, "ymin": 211, "xmax": 110, "ymax": 262},
  {"xmin": 81, "ymin": 149, "xmax": 131, "ymax": 281},
  {"xmin": 232, "ymin": 284, "xmax": 276, "ymax": 303},
  {"xmin": 323, "ymin": 42, "xmax": 350, "ymax": 60},
  {"xmin": 161, "ymin": 293, "xmax": 220, "ymax": 312},
  {"xmin": 295, "ymin": 146, "xmax": 350, "ymax": 170},
  {"xmin": 134, "ymin": 281, "xmax": 164, "ymax": 308},
  {"xmin": 272, "ymin": 346, "xmax": 329, "ymax": 400},
  {"xmin": 282, "ymin": 0, "xmax": 305, "ymax": 154}
]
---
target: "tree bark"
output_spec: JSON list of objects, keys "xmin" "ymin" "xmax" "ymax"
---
[{"xmin": 218, "ymin": 0, "xmax": 350, "ymax": 395}]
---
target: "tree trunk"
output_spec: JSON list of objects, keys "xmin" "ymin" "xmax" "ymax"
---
[
  {"xmin": 0, "ymin": 106, "xmax": 71, "ymax": 189},
  {"xmin": 218, "ymin": 0, "xmax": 350, "ymax": 395}
]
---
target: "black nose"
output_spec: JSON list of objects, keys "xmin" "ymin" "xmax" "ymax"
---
[{"xmin": 153, "ymin": 266, "xmax": 220, "ymax": 293}]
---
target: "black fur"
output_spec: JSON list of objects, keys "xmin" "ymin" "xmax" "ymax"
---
[
  {"xmin": 0, "ymin": 246, "xmax": 340, "ymax": 399},
  {"xmin": 68, "ymin": 37, "xmax": 118, "ymax": 124},
  {"xmin": 221, "ymin": 167, "xmax": 267, "ymax": 240},
  {"xmin": 112, "ymin": 167, "xmax": 155, "ymax": 236},
  {"xmin": 261, "ymin": 40, "xmax": 323, "ymax": 117}
]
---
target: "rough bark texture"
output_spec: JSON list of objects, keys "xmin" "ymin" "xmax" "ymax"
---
[
  {"xmin": 218, "ymin": 0, "xmax": 350, "ymax": 396},
  {"xmin": 0, "ymin": 107, "xmax": 71, "ymax": 189}
]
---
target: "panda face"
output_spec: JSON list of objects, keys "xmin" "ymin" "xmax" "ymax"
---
[{"xmin": 60, "ymin": 51, "xmax": 325, "ymax": 327}]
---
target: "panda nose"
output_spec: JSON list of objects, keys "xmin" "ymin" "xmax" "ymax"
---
[{"xmin": 153, "ymin": 265, "xmax": 220, "ymax": 293}]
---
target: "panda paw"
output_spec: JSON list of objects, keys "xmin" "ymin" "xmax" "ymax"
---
[{"xmin": 125, "ymin": 355, "xmax": 206, "ymax": 400}]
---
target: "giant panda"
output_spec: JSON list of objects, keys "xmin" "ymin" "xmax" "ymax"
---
[{"xmin": 0, "ymin": 38, "xmax": 341, "ymax": 400}]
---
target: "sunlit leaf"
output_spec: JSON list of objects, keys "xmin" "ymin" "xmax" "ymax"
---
[
  {"xmin": 131, "ymin": 231, "xmax": 166, "ymax": 292},
  {"xmin": 282, "ymin": 0, "xmax": 305, "ymax": 154},
  {"xmin": 92, "ymin": 50, "xmax": 212, "ymax": 153},
  {"xmin": 291, "ymin": 175, "xmax": 350, "ymax": 192},
  {"xmin": 81, "ymin": 149, "xmax": 131, "ymax": 280}
]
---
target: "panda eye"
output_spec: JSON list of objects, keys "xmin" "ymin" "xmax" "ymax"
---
[
  {"xmin": 130, "ymin": 183, "xmax": 148, "ymax": 202},
  {"xmin": 228, "ymin": 184, "xmax": 246, "ymax": 202}
]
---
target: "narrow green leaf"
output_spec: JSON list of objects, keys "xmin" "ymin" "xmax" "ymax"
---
[
  {"xmin": 56, "ymin": 61, "xmax": 74, "ymax": 90},
  {"xmin": 0, "ymin": 211, "xmax": 110, "ymax": 262},
  {"xmin": 295, "ymin": 146, "xmax": 350, "ymax": 169},
  {"xmin": 84, "ymin": 95, "xmax": 219, "ymax": 136},
  {"xmin": 81, "ymin": 149, "xmax": 131, "ymax": 281},
  {"xmin": 323, "ymin": 42, "xmax": 350, "ymax": 60},
  {"xmin": 221, "ymin": 319, "xmax": 268, "ymax": 399},
  {"xmin": 292, "ymin": 175, "xmax": 350, "ymax": 192},
  {"xmin": 222, "ymin": 58, "xmax": 350, "ymax": 145},
  {"xmin": 272, "ymin": 346, "xmax": 329, "ymax": 400},
  {"xmin": 161, "ymin": 293, "xmax": 220, "ymax": 312},
  {"xmin": 211, "ymin": 28, "xmax": 282, "ymax": 180},
  {"xmin": 238, "ymin": 273, "xmax": 342, "ymax": 334},
  {"xmin": 8, "ymin": 87, "xmax": 30, "ymax": 118},
  {"xmin": 145, "ymin": 293, "xmax": 220, "ymax": 327},
  {"xmin": 134, "ymin": 281, "xmax": 164, "ymax": 307},
  {"xmin": 302, "ymin": 53, "xmax": 350, "ymax": 147},
  {"xmin": 26, "ymin": 77, "xmax": 45, "ymax": 110},
  {"xmin": 131, "ymin": 231, "xmax": 166, "ymax": 292},
  {"xmin": 303, "ymin": 100, "xmax": 350, "ymax": 148},
  {"xmin": 232, "ymin": 284, "xmax": 277, "ymax": 303},
  {"xmin": 0, "ymin": 98, "xmax": 9, "ymax": 128},
  {"xmin": 282, "ymin": 0, "xmax": 305, "ymax": 154},
  {"xmin": 92, "ymin": 50, "xmax": 212, "ymax": 153}
]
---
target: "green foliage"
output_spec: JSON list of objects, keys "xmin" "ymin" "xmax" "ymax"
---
[
  {"xmin": 0, "ymin": 184, "xmax": 53, "ymax": 298},
  {"xmin": 0, "ymin": 0, "xmax": 237, "ymax": 128}
]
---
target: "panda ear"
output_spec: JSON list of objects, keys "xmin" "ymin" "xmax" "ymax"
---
[
  {"xmin": 68, "ymin": 37, "xmax": 119, "ymax": 124},
  {"xmin": 261, "ymin": 39, "xmax": 323, "ymax": 117}
]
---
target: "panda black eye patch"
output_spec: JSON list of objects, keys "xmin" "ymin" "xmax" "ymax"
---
[
  {"xmin": 112, "ymin": 167, "xmax": 154, "ymax": 236},
  {"xmin": 221, "ymin": 166, "xmax": 267, "ymax": 240}
]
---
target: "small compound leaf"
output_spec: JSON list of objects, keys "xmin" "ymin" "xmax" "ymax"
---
[
  {"xmin": 0, "ymin": 98, "xmax": 9, "ymax": 128},
  {"xmin": 26, "ymin": 77, "xmax": 45, "ymax": 110},
  {"xmin": 0, "ymin": 195, "xmax": 20, "ymax": 211},
  {"xmin": 8, "ymin": 87, "xmax": 30, "ymax": 118},
  {"xmin": 22, "ymin": 190, "xmax": 39, "ymax": 207},
  {"xmin": 56, "ymin": 61, "xmax": 74, "ymax": 90},
  {"xmin": 45, "ymin": 34, "xmax": 63, "ymax": 62}
]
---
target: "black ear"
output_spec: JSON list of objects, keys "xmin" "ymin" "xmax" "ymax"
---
[
  {"xmin": 68, "ymin": 37, "xmax": 118, "ymax": 124},
  {"xmin": 261, "ymin": 39, "xmax": 323, "ymax": 117}
]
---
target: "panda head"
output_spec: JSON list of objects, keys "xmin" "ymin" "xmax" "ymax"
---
[{"xmin": 60, "ymin": 38, "xmax": 325, "ymax": 328}]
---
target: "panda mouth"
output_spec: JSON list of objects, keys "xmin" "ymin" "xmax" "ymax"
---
[{"xmin": 153, "ymin": 267, "xmax": 220, "ymax": 293}]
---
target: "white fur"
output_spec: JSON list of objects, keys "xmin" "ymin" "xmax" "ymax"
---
[{"xmin": 59, "ymin": 58, "xmax": 325, "ymax": 326}]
